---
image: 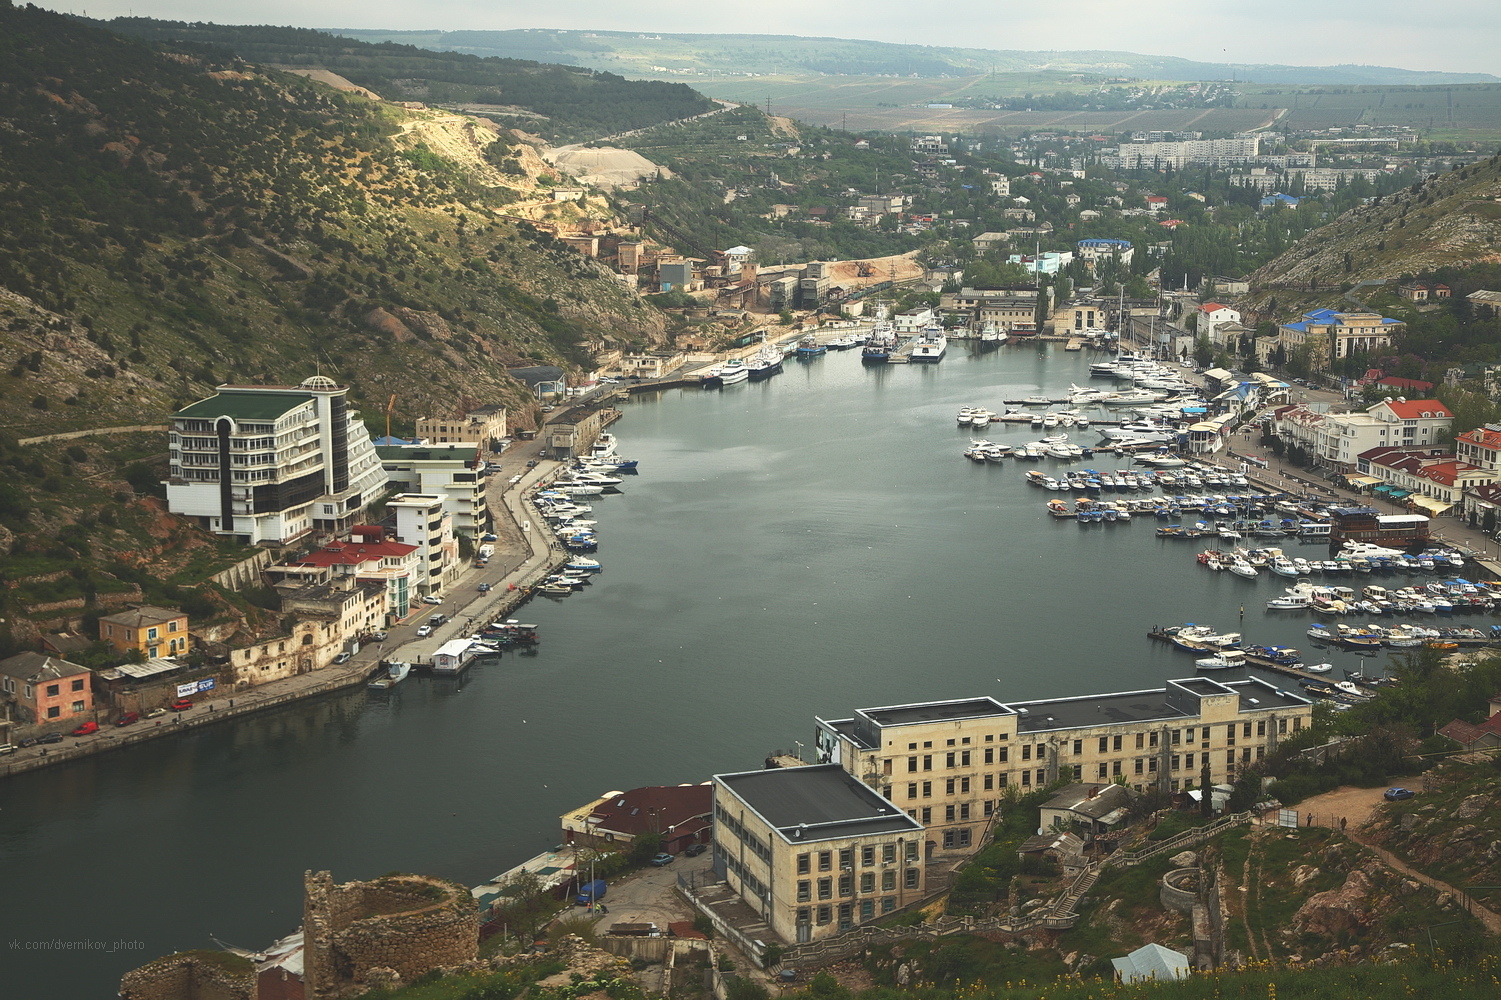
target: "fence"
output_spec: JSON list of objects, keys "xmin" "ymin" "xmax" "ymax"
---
[{"xmin": 1106, "ymin": 811, "xmax": 1255, "ymax": 868}]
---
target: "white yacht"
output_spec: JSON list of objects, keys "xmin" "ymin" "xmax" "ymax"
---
[
  {"xmin": 718, "ymin": 358, "xmax": 749, "ymax": 385},
  {"xmin": 911, "ymin": 327, "xmax": 948, "ymax": 362}
]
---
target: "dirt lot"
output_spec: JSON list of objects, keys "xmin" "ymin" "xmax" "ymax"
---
[{"xmin": 1295, "ymin": 777, "xmax": 1425, "ymax": 830}]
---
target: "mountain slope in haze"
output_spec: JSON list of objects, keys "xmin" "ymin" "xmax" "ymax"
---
[
  {"xmin": 0, "ymin": 3, "xmax": 664, "ymax": 438},
  {"xmin": 1249, "ymin": 155, "xmax": 1501, "ymax": 291},
  {"xmin": 324, "ymin": 29, "xmax": 1498, "ymax": 87},
  {"xmin": 95, "ymin": 18, "xmax": 713, "ymax": 142}
]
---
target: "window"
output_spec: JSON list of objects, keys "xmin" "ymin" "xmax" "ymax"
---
[
  {"xmin": 1072, "ymin": 764, "xmax": 1082, "ymax": 780},
  {"xmin": 148, "ymin": 627, "xmax": 159, "ymax": 640},
  {"xmin": 1148, "ymin": 757, "xmax": 1157, "ymax": 773},
  {"xmin": 818, "ymin": 851, "xmax": 832, "ymax": 871},
  {"xmin": 1136, "ymin": 733, "xmax": 1145, "ymax": 749},
  {"xmin": 1021, "ymin": 770, "xmax": 1031, "ymax": 786},
  {"xmin": 905, "ymin": 868, "xmax": 919, "ymax": 889},
  {"xmin": 838, "ymin": 874, "xmax": 853, "ymax": 896},
  {"xmin": 46, "ymin": 684, "xmax": 59, "ymax": 697},
  {"xmin": 797, "ymin": 908, "xmax": 810, "ymax": 926},
  {"xmin": 882, "ymin": 870, "xmax": 896, "ymax": 891},
  {"xmin": 883, "ymin": 844, "xmax": 896, "ymax": 864},
  {"xmin": 998, "ymin": 772, "xmax": 1008, "ymax": 787},
  {"xmin": 1134, "ymin": 758, "xmax": 1144, "ymax": 774},
  {"xmin": 960, "ymin": 776, "xmax": 971, "ymax": 793},
  {"xmin": 1244, "ymin": 722, "xmax": 1253, "ymax": 738},
  {"xmin": 923, "ymin": 741, "xmax": 932, "ymax": 748},
  {"xmin": 908, "ymin": 742, "xmax": 917, "ymax": 750},
  {"xmin": 1293, "ymin": 717, "xmax": 1302, "ymax": 731},
  {"xmin": 942, "ymin": 829, "xmax": 955, "ymax": 848},
  {"xmin": 71, "ymin": 700, "xmax": 84, "ymax": 713},
  {"xmin": 1226, "ymin": 725, "xmax": 1236, "ymax": 746},
  {"xmin": 908, "ymin": 756, "xmax": 918, "ymax": 772},
  {"xmin": 797, "ymin": 880, "xmax": 811, "ymax": 902},
  {"xmin": 1227, "ymin": 749, "xmax": 1236, "ymax": 765},
  {"xmin": 860, "ymin": 899, "xmax": 874, "ymax": 920},
  {"xmin": 838, "ymin": 848, "xmax": 853, "ymax": 868},
  {"xmin": 1149, "ymin": 732, "xmax": 1159, "ymax": 748},
  {"xmin": 862, "ymin": 846, "xmax": 875, "ymax": 867},
  {"xmin": 960, "ymin": 803, "xmax": 971, "ymax": 820},
  {"xmin": 983, "ymin": 774, "xmax": 994, "ymax": 790},
  {"xmin": 1171, "ymin": 754, "xmax": 1181, "ymax": 771},
  {"xmin": 1186, "ymin": 727, "xmax": 1196, "ymax": 742},
  {"xmin": 817, "ymin": 905, "xmax": 831, "ymax": 924},
  {"xmin": 1072, "ymin": 739, "xmax": 1083, "ymax": 755},
  {"xmin": 1098, "ymin": 763, "xmax": 1108, "ymax": 778},
  {"xmin": 945, "ymin": 778, "xmax": 955, "ymax": 795},
  {"xmin": 922, "ymin": 781, "xmax": 932, "ymax": 798},
  {"xmin": 1022, "ymin": 744, "xmax": 1032, "ymax": 761},
  {"xmin": 860, "ymin": 872, "xmax": 875, "ymax": 893},
  {"xmin": 1112, "ymin": 760, "xmax": 1122, "ymax": 776},
  {"xmin": 71, "ymin": 678, "xmax": 84, "ymax": 692},
  {"xmin": 923, "ymin": 755, "xmax": 933, "ymax": 771},
  {"xmin": 1098, "ymin": 736, "xmax": 1108, "ymax": 753},
  {"xmin": 1257, "ymin": 720, "xmax": 1266, "ymax": 737},
  {"xmin": 908, "ymin": 782, "xmax": 918, "ymax": 799},
  {"xmin": 905, "ymin": 841, "xmax": 919, "ymax": 862},
  {"xmin": 47, "ymin": 706, "xmax": 60, "ymax": 719},
  {"xmin": 1171, "ymin": 729, "xmax": 1181, "ymax": 745},
  {"xmin": 1185, "ymin": 752, "xmax": 1195, "ymax": 770},
  {"xmin": 817, "ymin": 878, "xmax": 832, "ymax": 900},
  {"xmin": 945, "ymin": 804, "xmax": 955, "ymax": 822},
  {"xmin": 921, "ymin": 807, "xmax": 931, "ymax": 824},
  {"xmin": 797, "ymin": 853, "xmax": 810, "ymax": 874},
  {"xmin": 961, "ymin": 750, "xmax": 971, "ymax": 766},
  {"xmin": 984, "ymin": 747, "xmax": 994, "ymax": 764},
  {"xmin": 946, "ymin": 739, "xmax": 956, "ymax": 747},
  {"xmin": 962, "ymin": 737, "xmax": 970, "ymax": 745},
  {"xmin": 958, "ymin": 829, "xmax": 972, "ymax": 848},
  {"xmin": 945, "ymin": 752, "xmax": 955, "ymax": 768},
  {"xmin": 984, "ymin": 800, "xmax": 994, "ymax": 817},
  {"xmin": 999, "ymin": 748, "xmax": 1008, "ymax": 762}
]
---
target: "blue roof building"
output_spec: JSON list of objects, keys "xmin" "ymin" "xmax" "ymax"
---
[{"xmin": 1260, "ymin": 193, "xmax": 1300, "ymax": 210}]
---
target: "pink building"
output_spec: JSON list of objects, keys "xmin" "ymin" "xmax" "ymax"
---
[{"xmin": 0, "ymin": 652, "xmax": 94, "ymax": 728}]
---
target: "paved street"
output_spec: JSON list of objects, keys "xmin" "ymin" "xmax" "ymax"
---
[{"xmin": 577, "ymin": 854, "xmax": 714, "ymax": 930}]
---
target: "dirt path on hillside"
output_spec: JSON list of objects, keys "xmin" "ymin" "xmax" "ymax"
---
[{"xmin": 1347, "ymin": 830, "xmax": 1501, "ymax": 934}]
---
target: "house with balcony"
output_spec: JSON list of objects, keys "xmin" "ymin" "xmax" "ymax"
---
[
  {"xmin": 1276, "ymin": 309, "xmax": 1406, "ymax": 370},
  {"xmin": 165, "ymin": 376, "xmax": 387, "ymax": 546},
  {"xmin": 1274, "ymin": 399, "xmax": 1452, "ymax": 472},
  {"xmin": 377, "ymin": 444, "xmax": 490, "ymax": 538},
  {"xmin": 99, "ymin": 606, "xmax": 190, "ymax": 660},
  {"xmin": 387, "ymin": 494, "xmax": 461, "ymax": 597},
  {"xmin": 270, "ymin": 526, "xmax": 421, "ymax": 621}
]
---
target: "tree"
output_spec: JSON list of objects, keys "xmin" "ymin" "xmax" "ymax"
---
[
  {"xmin": 491, "ymin": 870, "xmax": 555, "ymax": 945},
  {"xmin": 628, "ymin": 831, "xmax": 665, "ymax": 865},
  {"xmin": 1192, "ymin": 335, "xmax": 1213, "ymax": 368},
  {"xmin": 1200, "ymin": 754, "xmax": 1214, "ymax": 818}
]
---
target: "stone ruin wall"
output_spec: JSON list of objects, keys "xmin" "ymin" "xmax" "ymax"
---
[
  {"xmin": 304, "ymin": 870, "xmax": 478, "ymax": 998},
  {"xmin": 118, "ymin": 952, "xmax": 257, "ymax": 1000}
]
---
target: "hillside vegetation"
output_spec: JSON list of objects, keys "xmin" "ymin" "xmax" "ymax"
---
[
  {"xmin": 95, "ymin": 18, "xmax": 713, "ymax": 142},
  {"xmin": 0, "ymin": 3, "xmax": 668, "ymax": 652},
  {"xmin": 1249, "ymin": 154, "xmax": 1501, "ymax": 291}
]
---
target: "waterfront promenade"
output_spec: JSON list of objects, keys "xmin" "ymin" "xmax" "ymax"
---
[{"xmin": 0, "ymin": 435, "xmax": 570, "ymax": 779}]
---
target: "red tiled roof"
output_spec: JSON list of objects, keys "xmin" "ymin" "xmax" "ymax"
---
[
  {"xmin": 1440, "ymin": 719, "xmax": 1486, "ymax": 746},
  {"xmin": 1459, "ymin": 427, "xmax": 1501, "ymax": 449},
  {"xmin": 1200, "ymin": 302, "xmax": 1229, "ymax": 313},
  {"xmin": 1377, "ymin": 376, "xmax": 1434, "ymax": 392},
  {"xmin": 293, "ymin": 538, "xmax": 417, "ymax": 567},
  {"xmin": 585, "ymin": 785, "xmax": 713, "ymax": 840},
  {"xmin": 1380, "ymin": 399, "xmax": 1452, "ymax": 419}
]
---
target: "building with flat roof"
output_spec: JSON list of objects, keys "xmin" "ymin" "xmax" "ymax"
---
[
  {"xmin": 387, "ymin": 494, "xmax": 461, "ymax": 596},
  {"xmin": 713, "ymin": 764, "xmax": 924, "ymax": 944},
  {"xmin": 814, "ymin": 678, "xmax": 1312, "ymax": 859},
  {"xmin": 166, "ymin": 376, "xmax": 386, "ymax": 545},
  {"xmin": 415, "ymin": 404, "xmax": 507, "ymax": 451},
  {"xmin": 377, "ymin": 444, "xmax": 489, "ymax": 538}
]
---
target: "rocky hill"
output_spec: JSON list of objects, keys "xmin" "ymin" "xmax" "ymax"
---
[
  {"xmin": 0, "ymin": 3, "xmax": 673, "ymax": 652},
  {"xmin": 1249, "ymin": 153, "xmax": 1501, "ymax": 294}
]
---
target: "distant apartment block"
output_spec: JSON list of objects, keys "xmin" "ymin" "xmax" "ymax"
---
[
  {"xmin": 1107, "ymin": 136, "xmax": 1260, "ymax": 169},
  {"xmin": 415, "ymin": 404, "xmax": 507, "ymax": 450},
  {"xmin": 166, "ymin": 376, "xmax": 386, "ymax": 546}
]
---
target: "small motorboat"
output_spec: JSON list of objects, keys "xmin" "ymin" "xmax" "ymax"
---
[
  {"xmin": 368, "ymin": 661, "xmax": 411, "ymax": 690},
  {"xmin": 1302, "ymin": 662, "xmax": 1333, "ymax": 674},
  {"xmin": 1195, "ymin": 650, "xmax": 1246, "ymax": 670}
]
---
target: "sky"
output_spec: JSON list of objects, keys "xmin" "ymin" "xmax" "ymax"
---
[{"xmin": 62, "ymin": 1, "xmax": 1501, "ymax": 76}]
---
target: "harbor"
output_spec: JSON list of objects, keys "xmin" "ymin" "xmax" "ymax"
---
[{"xmin": 4, "ymin": 340, "xmax": 1493, "ymax": 997}]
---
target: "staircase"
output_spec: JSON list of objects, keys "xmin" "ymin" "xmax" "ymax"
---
[{"xmin": 1047, "ymin": 862, "xmax": 1101, "ymax": 919}]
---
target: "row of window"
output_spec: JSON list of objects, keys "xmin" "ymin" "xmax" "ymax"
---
[
  {"xmin": 717, "ymin": 846, "xmax": 768, "ymax": 905},
  {"xmin": 714, "ymin": 805, "xmax": 772, "ymax": 865},
  {"xmin": 796, "ymin": 867, "xmax": 917, "ymax": 901},
  {"xmin": 794, "ymin": 843, "xmax": 913, "ymax": 875},
  {"xmin": 795, "ymin": 898, "xmax": 894, "ymax": 927}
]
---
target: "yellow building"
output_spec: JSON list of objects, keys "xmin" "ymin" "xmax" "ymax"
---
[
  {"xmin": 99, "ymin": 606, "xmax": 189, "ymax": 659},
  {"xmin": 815, "ymin": 677, "xmax": 1312, "ymax": 861},
  {"xmin": 713, "ymin": 764, "xmax": 925, "ymax": 945}
]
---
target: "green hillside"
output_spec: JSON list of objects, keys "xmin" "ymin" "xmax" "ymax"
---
[
  {"xmin": 95, "ymin": 18, "xmax": 713, "ymax": 142},
  {"xmin": 0, "ymin": 2, "xmax": 666, "ymax": 650}
]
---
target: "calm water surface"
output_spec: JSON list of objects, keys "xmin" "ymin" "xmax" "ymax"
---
[{"xmin": 2, "ymin": 345, "xmax": 1383, "ymax": 996}]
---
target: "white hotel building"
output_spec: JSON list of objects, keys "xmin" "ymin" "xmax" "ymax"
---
[{"xmin": 166, "ymin": 376, "xmax": 387, "ymax": 545}]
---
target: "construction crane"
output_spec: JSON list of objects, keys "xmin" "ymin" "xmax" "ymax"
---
[{"xmin": 385, "ymin": 394, "xmax": 397, "ymax": 445}]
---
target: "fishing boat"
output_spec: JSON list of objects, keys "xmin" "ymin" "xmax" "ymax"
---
[
  {"xmin": 827, "ymin": 333, "xmax": 861, "ymax": 350},
  {"xmin": 1195, "ymin": 649, "xmax": 1246, "ymax": 671},
  {"xmin": 746, "ymin": 340, "xmax": 784, "ymax": 380},
  {"xmin": 862, "ymin": 322, "xmax": 897, "ymax": 363},
  {"xmin": 368, "ymin": 661, "xmax": 411, "ymax": 690},
  {"xmin": 796, "ymin": 333, "xmax": 827, "ymax": 357}
]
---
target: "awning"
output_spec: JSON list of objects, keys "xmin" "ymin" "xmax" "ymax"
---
[
  {"xmin": 1346, "ymin": 475, "xmax": 1381, "ymax": 487},
  {"xmin": 1408, "ymin": 496, "xmax": 1454, "ymax": 515}
]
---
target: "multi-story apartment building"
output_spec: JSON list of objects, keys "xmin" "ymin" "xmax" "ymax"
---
[
  {"xmin": 387, "ymin": 494, "xmax": 461, "ymax": 597},
  {"xmin": 166, "ymin": 376, "xmax": 386, "ymax": 545},
  {"xmin": 270, "ymin": 526, "xmax": 420, "ymax": 620},
  {"xmin": 1275, "ymin": 399, "xmax": 1453, "ymax": 472},
  {"xmin": 415, "ymin": 403, "xmax": 507, "ymax": 451},
  {"xmin": 1108, "ymin": 136, "xmax": 1260, "ymax": 169},
  {"xmin": 0, "ymin": 652, "xmax": 94, "ymax": 727},
  {"xmin": 99, "ymin": 606, "xmax": 190, "ymax": 659},
  {"xmin": 713, "ymin": 764, "xmax": 925, "ymax": 945},
  {"xmin": 377, "ymin": 444, "xmax": 490, "ymax": 538},
  {"xmin": 814, "ymin": 677, "xmax": 1312, "ymax": 861},
  {"xmin": 1075, "ymin": 238, "xmax": 1135, "ymax": 268}
]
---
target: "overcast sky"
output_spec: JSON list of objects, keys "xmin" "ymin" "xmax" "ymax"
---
[{"xmin": 67, "ymin": 1, "xmax": 1501, "ymax": 75}]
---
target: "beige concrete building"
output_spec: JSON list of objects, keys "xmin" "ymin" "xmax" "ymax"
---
[
  {"xmin": 815, "ymin": 678, "xmax": 1312, "ymax": 860},
  {"xmin": 415, "ymin": 403, "xmax": 507, "ymax": 450},
  {"xmin": 713, "ymin": 764, "xmax": 925, "ymax": 944}
]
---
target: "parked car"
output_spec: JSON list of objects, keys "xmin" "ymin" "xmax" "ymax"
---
[
  {"xmin": 478, "ymin": 582, "xmax": 492, "ymax": 593},
  {"xmin": 416, "ymin": 625, "xmax": 433, "ymax": 638},
  {"xmin": 0, "ymin": 743, "xmax": 15, "ymax": 756},
  {"xmin": 370, "ymin": 631, "xmax": 389, "ymax": 642},
  {"xmin": 170, "ymin": 699, "xmax": 193, "ymax": 712},
  {"xmin": 649, "ymin": 853, "xmax": 675, "ymax": 867},
  {"xmin": 71, "ymin": 721, "xmax": 99, "ymax": 736},
  {"xmin": 684, "ymin": 843, "xmax": 708, "ymax": 857},
  {"xmin": 333, "ymin": 652, "xmax": 352, "ymax": 665},
  {"xmin": 38, "ymin": 732, "xmax": 64, "ymax": 744},
  {"xmin": 18, "ymin": 736, "xmax": 39, "ymax": 748},
  {"xmin": 421, "ymin": 595, "xmax": 444, "ymax": 605},
  {"xmin": 115, "ymin": 712, "xmax": 140, "ymax": 727},
  {"xmin": 526, "ymin": 460, "xmax": 539, "ymax": 468},
  {"xmin": 145, "ymin": 707, "xmax": 167, "ymax": 719},
  {"xmin": 1384, "ymin": 787, "xmax": 1416, "ymax": 801}
]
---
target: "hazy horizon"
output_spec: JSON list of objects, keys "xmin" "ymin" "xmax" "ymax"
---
[{"xmin": 63, "ymin": 2, "xmax": 1501, "ymax": 77}]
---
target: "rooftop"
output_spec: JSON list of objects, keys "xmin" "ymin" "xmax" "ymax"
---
[
  {"xmin": 1010, "ymin": 678, "xmax": 1308, "ymax": 734},
  {"xmin": 376, "ymin": 444, "xmax": 481, "ymax": 463},
  {"xmin": 859, "ymin": 697, "xmax": 1014, "ymax": 729},
  {"xmin": 0, "ymin": 651, "xmax": 89, "ymax": 682},
  {"xmin": 99, "ymin": 605, "xmax": 186, "ymax": 629},
  {"xmin": 175, "ymin": 390, "xmax": 313, "ymax": 422},
  {"xmin": 716, "ymin": 764, "xmax": 922, "ymax": 843}
]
